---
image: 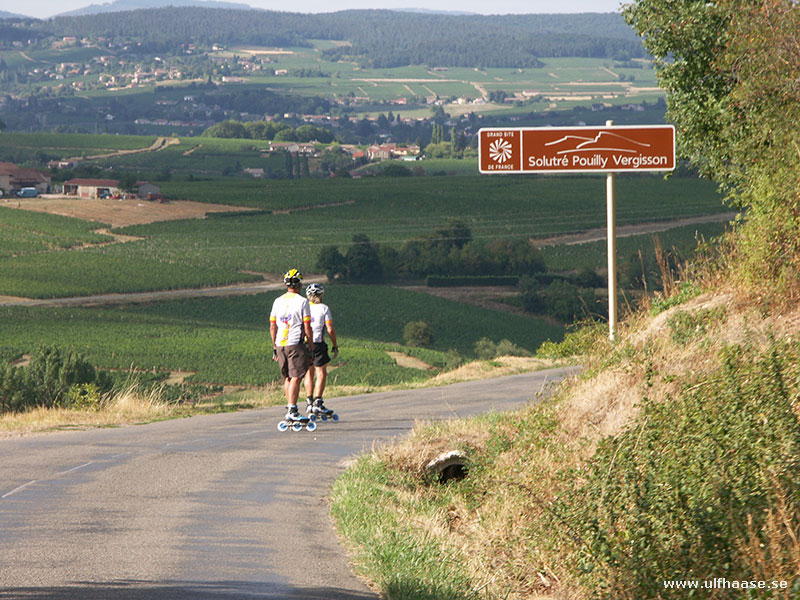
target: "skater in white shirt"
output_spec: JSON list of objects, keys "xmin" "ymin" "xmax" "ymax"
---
[
  {"xmin": 303, "ymin": 283, "xmax": 339, "ymax": 418},
  {"xmin": 270, "ymin": 269, "xmax": 314, "ymax": 422}
]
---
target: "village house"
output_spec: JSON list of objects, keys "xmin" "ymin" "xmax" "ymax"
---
[
  {"xmin": 269, "ymin": 142, "xmax": 317, "ymax": 155},
  {"xmin": 47, "ymin": 160, "xmax": 79, "ymax": 170},
  {"xmin": 366, "ymin": 144, "xmax": 421, "ymax": 161},
  {"xmin": 0, "ymin": 163, "xmax": 52, "ymax": 195},
  {"xmin": 367, "ymin": 145, "xmax": 391, "ymax": 161}
]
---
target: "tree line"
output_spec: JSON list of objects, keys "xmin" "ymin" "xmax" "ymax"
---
[{"xmin": 22, "ymin": 8, "xmax": 646, "ymax": 67}]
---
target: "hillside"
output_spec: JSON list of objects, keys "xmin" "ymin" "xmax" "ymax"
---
[
  {"xmin": 56, "ymin": 0, "xmax": 254, "ymax": 17},
  {"xmin": 29, "ymin": 9, "xmax": 645, "ymax": 66},
  {"xmin": 330, "ymin": 283, "xmax": 800, "ymax": 599}
]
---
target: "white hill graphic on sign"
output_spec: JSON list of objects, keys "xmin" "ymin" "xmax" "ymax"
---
[{"xmin": 545, "ymin": 131, "xmax": 652, "ymax": 155}]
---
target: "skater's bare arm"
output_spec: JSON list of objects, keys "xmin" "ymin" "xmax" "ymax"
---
[
  {"xmin": 304, "ymin": 321, "xmax": 315, "ymax": 353},
  {"xmin": 326, "ymin": 323, "xmax": 338, "ymax": 349},
  {"xmin": 270, "ymin": 321, "xmax": 278, "ymax": 360}
]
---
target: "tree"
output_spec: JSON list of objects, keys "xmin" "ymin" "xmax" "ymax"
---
[
  {"xmin": 316, "ymin": 245, "xmax": 347, "ymax": 281},
  {"xmin": 403, "ymin": 321, "xmax": 433, "ymax": 348},
  {"xmin": 624, "ymin": 0, "xmax": 800, "ymax": 296},
  {"xmin": 202, "ymin": 120, "xmax": 247, "ymax": 138},
  {"xmin": 622, "ymin": 1, "xmax": 735, "ymax": 184},
  {"xmin": 118, "ymin": 172, "xmax": 137, "ymax": 192},
  {"xmin": 345, "ymin": 234, "xmax": 383, "ymax": 282},
  {"xmin": 283, "ymin": 152, "xmax": 293, "ymax": 179},
  {"xmin": 381, "ymin": 163, "xmax": 412, "ymax": 177}
]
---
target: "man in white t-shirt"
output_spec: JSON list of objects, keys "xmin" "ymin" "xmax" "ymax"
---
[
  {"xmin": 302, "ymin": 283, "xmax": 339, "ymax": 417},
  {"xmin": 270, "ymin": 268, "xmax": 314, "ymax": 421}
]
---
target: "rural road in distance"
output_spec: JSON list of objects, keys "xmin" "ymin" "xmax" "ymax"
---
[{"xmin": 0, "ymin": 367, "xmax": 577, "ymax": 600}]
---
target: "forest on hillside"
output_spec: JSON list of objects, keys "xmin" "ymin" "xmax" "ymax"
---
[{"xmin": 18, "ymin": 8, "xmax": 646, "ymax": 67}]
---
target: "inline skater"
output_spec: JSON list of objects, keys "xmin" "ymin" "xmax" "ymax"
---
[
  {"xmin": 303, "ymin": 283, "xmax": 339, "ymax": 419},
  {"xmin": 270, "ymin": 268, "xmax": 314, "ymax": 423}
]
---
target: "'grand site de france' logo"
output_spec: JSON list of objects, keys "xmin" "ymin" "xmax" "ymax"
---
[{"xmin": 488, "ymin": 138, "xmax": 514, "ymax": 164}]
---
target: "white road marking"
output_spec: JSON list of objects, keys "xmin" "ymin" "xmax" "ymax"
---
[{"xmin": 2, "ymin": 480, "xmax": 38, "ymax": 498}]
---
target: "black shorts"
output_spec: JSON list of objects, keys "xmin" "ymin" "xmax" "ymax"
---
[{"xmin": 309, "ymin": 341, "xmax": 331, "ymax": 367}]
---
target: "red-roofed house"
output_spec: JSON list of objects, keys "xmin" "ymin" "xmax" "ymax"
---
[{"xmin": 0, "ymin": 163, "xmax": 52, "ymax": 195}]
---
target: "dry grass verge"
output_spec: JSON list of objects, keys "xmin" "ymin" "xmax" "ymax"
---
[{"xmin": 331, "ymin": 287, "xmax": 800, "ymax": 599}]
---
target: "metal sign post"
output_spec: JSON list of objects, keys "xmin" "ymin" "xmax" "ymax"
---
[
  {"xmin": 605, "ymin": 120, "xmax": 617, "ymax": 341},
  {"xmin": 478, "ymin": 123, "xmax": 675, "ymax": 341}
]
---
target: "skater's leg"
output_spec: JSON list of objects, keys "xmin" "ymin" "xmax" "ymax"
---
[
  {"xmin": 313, "ymin": 366, "xmax": 328, "ymax": 399},
  {"xmin": 304, "ymin": 366, "xmax": 315, "ymax": 399},
  {"xmin": 286, "ymin": 376, "xmax": 302, "ymax": 406}
]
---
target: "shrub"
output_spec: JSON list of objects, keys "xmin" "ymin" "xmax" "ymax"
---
[
  {"xmin": 474, "ymin": 337, "xmax": 530, "ymax": 359},
  {"xmin": 381, "ymin": 163, "xmax": 412, "ymax": 177},
  {"xmin": 558, "ymin": 342, "xmax": 800, "ymax": 598},
  {"xmin": 0, "ymin": 346, "xmax": 112, "ymax": 414},
  {"xmin": 403, "ymin": 321, "xmax": 433, "ymax": 348}
]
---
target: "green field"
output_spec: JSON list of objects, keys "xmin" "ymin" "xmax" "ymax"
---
[
  {"xmin": 231, "ymin": 47, "xmax": 660, "ymax": 113},
  {"xmin": 0, "ymin": 175, "xmax": 726, "ymax": 299},
  {"xmin": 0, "ymin": 133, "xmax": 158, "ymax": 163},
  {"xmin": 0, "ymin": 207, "xmax": 112, "ymax": 257},
  {"xmin": 0, "ymin": 164, "xmax": 728, "ymax": 391},
  {"xmin": 0, "ymin": 286, "xmax": 563, "ymax": 387}
]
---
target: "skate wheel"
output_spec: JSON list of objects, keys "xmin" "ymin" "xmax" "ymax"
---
[
  {"xmin": 291, "ymin": 422, "xmax": 303, "ymax": 432},
  {"xmin": 278, "ymin": 421, "xmax": 289, "ymax": 432},
  {"xmin": 331, "ymin": 413, "xmax": 339, "ymax": 422},
  {"xmin": 306, "ymin": 421, "xmax": 317, "ymax": 432},
  {"xmin": 309, "ymin": 414, "xmax": 317, "ymax": 422},
  {"xmin": 321, "ymin": 414, "xmax": 328, "ymax": 422}
]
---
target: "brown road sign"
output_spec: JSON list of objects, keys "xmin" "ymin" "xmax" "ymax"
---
[{"xmin": 479, "ymin": 125, "xmax": 675, "ymax": 174}]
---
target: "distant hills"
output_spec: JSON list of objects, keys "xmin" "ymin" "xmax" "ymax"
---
[
  {"xmin": 16, "ymin": 7, "xmax": 644, "ymax": 68},
  {"xmin": 0, "ymin": 10, "xmax": 29, "ymax": 18},
  {"xmin": 56, "ymin": 0, "xmax": 255, "ymax": 17}
]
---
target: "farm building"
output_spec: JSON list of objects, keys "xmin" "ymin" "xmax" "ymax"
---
[
  {"xmin": 0, "ymin": 163, "xmax": 52, "ymax": 195},
  {"xmin": 269, "ymin": 142, "xmax": 317, "ymax": 155},
  {"xmin": 64, "ymin": 178, "xmax": 120, "ymax": 199},
  {"xmin": 134, "ymin": 181, "xmax": 161, "ymax": 199}
]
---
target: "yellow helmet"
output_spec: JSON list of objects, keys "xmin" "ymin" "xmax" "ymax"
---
[{"xmin": 283, "ymin": 268, "xmax": 303, "ymax": 287}]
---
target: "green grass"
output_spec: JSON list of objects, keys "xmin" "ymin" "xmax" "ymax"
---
[{"xmin": 330, "ymin": 453, "xmax": 478, "ymax": 600}]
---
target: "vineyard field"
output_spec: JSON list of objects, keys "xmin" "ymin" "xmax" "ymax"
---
[{"xmin": 0, "ymin": 285, "xmax": 562, "ymax": 387}]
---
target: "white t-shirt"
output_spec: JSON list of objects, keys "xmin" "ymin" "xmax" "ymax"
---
[
  {"xmin": 270, "ymin": 291, "xmax": 311, "ymax": 346},
  {"xmin": 309, "ymin": 302, "xmax": 333, "ymax": 343}
]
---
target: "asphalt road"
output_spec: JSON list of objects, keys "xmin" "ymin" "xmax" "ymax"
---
[{"xmin": 0, "ymin": 367, "xmax": 576, "ymax": 600}]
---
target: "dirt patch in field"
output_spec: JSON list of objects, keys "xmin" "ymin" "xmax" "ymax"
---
[
  {"xmin": 399, "ymin": 285, "xmax": 539, "ymax": 320},
  {"xmin": 0, "ymin": 295, "xmax": 31, "ymax": 304},
  {"xmin": 532, "ymin": 212, "xmax": 738, "ymax": 248},
  {"xmin": 387, "ymin": 351, "xmax": 434, "ymax": 370},
  {"xmin": 165, "ymin": 371, "xmax": 195, "ymax": 385},
  {"xmin": 10, "ymin": 197, "xmax": 255, "ymax": 228},
  {"xmin": 272, "ymin": 200, "xmax": 355, "ymax": 215},
  {"xmin": 9, "ymin": 354, "xmax": 31, "ymax": 368}
]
